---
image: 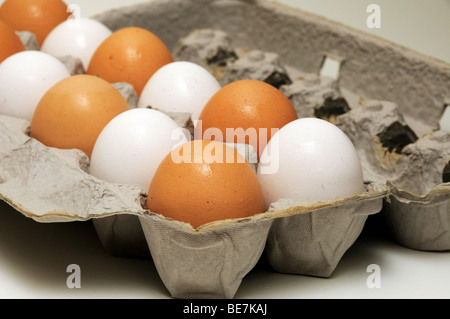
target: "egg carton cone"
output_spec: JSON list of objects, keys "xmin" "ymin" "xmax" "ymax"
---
[
  {"xmin": 264, "ymin": 180, "xmax": 386, "ymax": 277},
  {"xmin": 136, "ymin": 178, "xmax": 384, "ymax": 299},
  {"xmin": 0, "ymin": 0, "xmax": 449, "ymax": 299},
  {"xmin": 138, "ymin": 211, "xmax": 273, "ymax": 299},
  {"xmin": 336, "ymin": 101, "xmax": 450, "ymax": 251},
  {"xmin": 381, "ymin": 132, "xmax": 450, "ymax": 251},
  {"xmin": 384, "ymin": 182, "xmax": 450, "ymax": 251}
]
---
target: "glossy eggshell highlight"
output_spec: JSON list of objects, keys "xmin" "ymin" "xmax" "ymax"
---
[
  {"xmin": 138, "ymin": 61, "xmax": 221, "ymax": 121},
  {"xmin": 0, "ymin": 51, "xmax": 71, "ymax": 122},
  {"xmin": 41, "ymin": 18, "xmax": 113, "ymax": 70},
  {"xmin": 90, "ymin": 108, "xmax": 189, "ymax": 192},
  {"xmin": 257, "ymin": 118, "xmax": 365, "ymax": 209},
  {"xmin": 197, "ymin": 79, "xmax": 298, "ymax": 158},
  {"xmin": 0, "ymin": 20, "xmax": 26, "ymax": 63},
  {"xmin": 87, "ymin": 27, "xmax": 173, "ymax": 96},
  {"xmin": 147, "ymin": 140, "xmax": 266, "ymax": 229},
  {"xmin": 0, "ymin": 0, "xmax": 70, "ymax": 45},
  {"xmin": 30, "ymin": 74, "xmax": 130, "ymax": 158}
]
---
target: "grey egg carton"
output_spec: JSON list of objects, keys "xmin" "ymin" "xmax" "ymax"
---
[{"xmin": 0, "ymin": 0, "xmax": 449, "ymax": 299}]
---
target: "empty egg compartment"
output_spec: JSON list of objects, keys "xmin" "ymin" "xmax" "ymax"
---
[{"xmin": 336, "ymin": 99, "xmax": 450, "ymax": 251}]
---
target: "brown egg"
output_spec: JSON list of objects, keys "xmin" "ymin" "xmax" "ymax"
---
[
  {"xmin": 197, "ymin": 79, "xmax": 298, "ymax": 158},
  {"xmin": 0, "ymin": 0, "xmax": 70, "ymax": 46},
  {"xmin": 30, "ymin": 74, "xmax": 130, "ymax": 158},
  {"xmin": 0, "ymin": 20, "xmax": 25, "ymax": 63},
  {"xmin": 87, "ymin": 27, "xmax": 173, "ymax": 96},
  {"xmin": 147, "ymin": 140, "xmax": 266, "ymax": 229}
]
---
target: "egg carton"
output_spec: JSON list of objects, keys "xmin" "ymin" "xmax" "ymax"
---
[{"xmin": 0, "ymin": 0, "xmax": 449, "ymax": 299}]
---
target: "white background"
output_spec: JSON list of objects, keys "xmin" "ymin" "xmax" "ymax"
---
[{"xmin": 0, "ymin": 0, "xmax": 449, "ymax": 299}]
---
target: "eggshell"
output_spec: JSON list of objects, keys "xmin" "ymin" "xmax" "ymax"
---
[
  {"xmin": 197, "ymin": 79, "xmax": 298, "ymax": 158},
  {"xmin": 30, "ymin": 74, "xmax": 130, "ymax": 158},
  {"xmin": 86, "ymin": 27, "xmax": 173, "ymax": 96},
  {"xmin": 147, "ymin": 140, "xmax": 266, "ymax": 229},
  {"xmin": 257, "ymin": 117, "xmax": 365, "ymax": 208},
  {"xmin": 41, "ymin": 18, "xmax": 113, "ymax": 70},
  {"xmin": 0, "ymin": 20, "xmax": 25, "ymax": 63},
  {"xmin": 138, "ymin": 61, "xmax": 221, "ymax": 122},
  {"xmin": 0, "ymin": 50, "xmax": 71, "ymax": 122},
  {"xmin": 0, "ymin": 0, "xmax": 70, "ymax": 46},
  {"xmin": 90, "ymin": 108, "xmax": 189, "ymax": 191}
]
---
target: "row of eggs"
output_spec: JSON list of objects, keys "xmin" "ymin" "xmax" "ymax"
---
[{"xmin": 0, "ymin": 1, "xmax": 365, "ymax": 228}]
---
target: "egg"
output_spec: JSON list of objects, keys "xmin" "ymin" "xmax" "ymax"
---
[
  {"xmin": 138, "ymin": 61, "xmax": 221, "ymax": 122},
  {"xmin": 147, "ymin": 140, "xmax": 265, "ymax": 229},
  {"xmin": 0, "ymin": 0, "xmax": 70, "ymax": 46},
  {"xmin": 0, "ymin": 50, "xmax": 71, "ymax": 122},
  {"xmin": 30, "ymin": 74, "xmax": 130, "ymax": 158},
  {"xmin": 257, "ymin": 117, "xmax": 365, "ymax": 209},
  {"xmin": 41, "ymin": 18, "xmax": 113, "ymax": 70},
  {"xmin": 0, "ymin": 20, "xmax": 26, "ymax": 63},
  {"xmin": 196, "ymin": 79, "xmax": 298, "ymax": 158},
  {"xmin": 90, "ymin": 108, "xmax": 189, "ymax": 192},
  {"xmin": 87, "ymin": 27, "xmax": 173, "ymax": 96}
]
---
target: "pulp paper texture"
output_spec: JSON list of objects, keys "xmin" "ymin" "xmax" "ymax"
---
[
  {"xmin": 0, "ymin": 0, "xmax": 449, "ymax": 299},
  {"xmin": 139, "ymin": 211, "xmax": 274, "ymax": 299},
  {"xmin": 266, "ymin": 189, "xmax": 384, "ymax": 277},
  {"xmin": 390, "ymin": 131, "xmax": 450, "ymax": 196},
  {"xmin": 172, "ymin": 28, "xmax": 237, "ymax": 79},
  {"xmin": 16, "ymin": 31, "xmax": 39, "ymax": 51},
  {"xmin": 219, "ymin": 49, "xmax": 292, "ymax": 88},
  {"xmin": 57, "ymin": 55, "xmax": 85, "ymax": 76},
  {"xmin": 281, "ymin": 73, "xmax": 348, "ymax": 120},
  {"xmin": 384, "ymin": 182, "xmax": 450, "ymax": 251},
  {"xmin": 0, "ymin": 115, "xmax": 146, "ymax": 223},
  {"xmin": 336, "ymin": 99, "xmax": 450, "ymax": 251}
]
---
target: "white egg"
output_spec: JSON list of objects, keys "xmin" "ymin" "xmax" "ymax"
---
[
  {"xmin": 41, "ymin": 18, "xmax": 112, "ymax": 70},
  {"xmin": 257, "ymin": 118, "xmax": 365, "ymax": 208},
  {"xmin": 89, "ymin": 108, "xmax": 189, "ymax": 192},
  {"xmin": 0, "ymin": 51, "xmax": 71, "ymax": 122},
  {"xmin": 138, "ymin": 61, "xmax": 221, "ymax": 122}
]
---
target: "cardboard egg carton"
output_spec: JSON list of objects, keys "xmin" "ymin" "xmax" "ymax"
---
[{"xmin": 0, "ymin": 0, "xmax": 449, "ymax": 299}]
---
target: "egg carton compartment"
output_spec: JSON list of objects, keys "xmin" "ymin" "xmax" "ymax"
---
[
  {"xmin": 336, "ymin": 100, "xmax": 450, "ymax": 251},
  {"xmin": 265, "ymin": 182, "xmax": 385, "ymax": 278},
  {"xmin": 0, "ymin": 0, "xmax": 449, "ymax": 299}
]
